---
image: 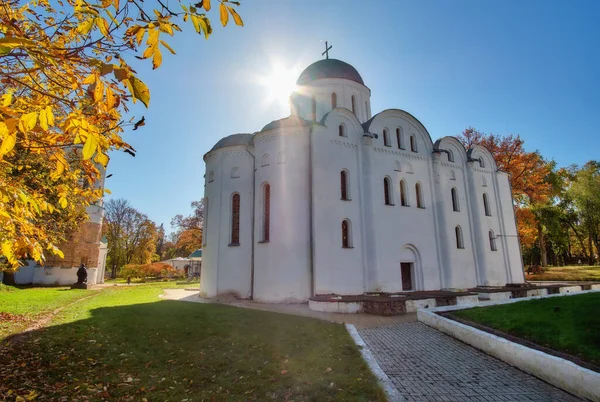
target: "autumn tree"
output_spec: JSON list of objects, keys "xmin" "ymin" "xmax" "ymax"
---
[
  {"xmin": 0, "ymin": 0, "xmax": 243, "ymax": 270},
  {"xmin": 103, "ymin": 198, "xmax": 158, "ymax": 277},
  {"xmin": 457, "ymin": 128, "xmax": 555, "ymax": 266},
  {"xmin": 170, "ymin": 199, "xmax": 203, "ymax": 257}
]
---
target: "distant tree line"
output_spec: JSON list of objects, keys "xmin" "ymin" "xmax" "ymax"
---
[{"xmin": 103, "ymin": 199, "xmax": 204, "ymax": 278}]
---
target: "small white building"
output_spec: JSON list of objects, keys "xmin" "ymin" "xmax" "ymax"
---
[{"xmin": 200, "ymin": 58, "xmax": 524, "ymax": 303}]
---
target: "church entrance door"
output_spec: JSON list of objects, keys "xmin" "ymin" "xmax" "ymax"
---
[{"xmin": 401, "ymin": 263, "xmax": 413, "ymax": 291}]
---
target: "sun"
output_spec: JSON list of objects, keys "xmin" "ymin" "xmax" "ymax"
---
[{"xmin": 258, "ymin": 63, "xmax": 298, "ymax": 108}]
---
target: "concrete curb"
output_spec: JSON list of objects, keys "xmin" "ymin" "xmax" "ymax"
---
[
  {"xmin": 417, "ymin": 290, "xmax": 600, "ymax": 402},
  {"xmin": 345, "ymin": 323, "xmax": 403, "ymax": 402}
]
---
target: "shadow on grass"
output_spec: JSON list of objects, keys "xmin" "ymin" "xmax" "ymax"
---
[{"xmin": 0, "ymin": 299, "xmax": 384, "ymax": 401}]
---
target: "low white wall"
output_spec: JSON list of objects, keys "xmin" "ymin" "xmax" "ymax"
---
[
  {"xmin": 405, "ymin": 298, "xmax": 436, "ymax": 313},
  {"xmin": 308, "ymin": 300, "xmax": 362, "ymax": 313},
  {"xmin": 456, "ymin": 295, "xmax": 479, "ymax": 305},
  {"xmin": 526, "ymin": 288, "xmax": 547, "ymax": 297},
  {"xmin": 478, "ymin": 291, "xmax": 512, "ymax": 301},
  {"xmin": 31, "ymin": 267, "xmax": 98, "ymax": 286},
  {"xmin": 559, "ymin": 285, "xmax": 581, "ymax": 294},
  {"xmin": 418, "ymin": 290, "xmax": 600, "ymax": 401}
]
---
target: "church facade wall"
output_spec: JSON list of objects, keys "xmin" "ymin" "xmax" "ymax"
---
[
  {"xmin": 252, "ymin": 128, "xmax": 312, "ymax": 302},
  {"xmin": 311, "ymin": 112, "xmax": 366, "ymax": 296}
]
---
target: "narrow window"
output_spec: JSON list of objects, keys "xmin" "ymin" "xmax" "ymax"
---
[
  {"xmin": 342, "ymin": 220, "xmax": 352, "ymax": 248},
  {"xmin": 479, "ymin": 157, "xmax": 485, "ymax": 168},
  {"xmin": 351, "ymin": 95, "xmax": 356, "ymax": 115},
  {"xmin": 331, "ymin": 92, "xmax": 337, "ymax": 109},
  {"xmin": 489, "ymin": 230, "xmax": 497, "ymax": 251},
  {"xmin": 410, "ymin": 135, "xmax": 417, "ymax": 152},
  {"xmin": 451, "ymin": 188, "xmax": 459, "ymax": 212},
  {"xmin": 365, "ymin": 101, "xmax": 369, "ymax": 119},
  {"xmin": 456, "ymin": 226, "xmax": 464, "ymax": 249},
  {"xmin": 482, "ymin": 176, "xmax": 487, "ymax": 187},
  {"xmin": 338, "ymin": 124, "xmax": 345, "ymax": 137},
  {"xmin": 208, "ymin": 171, "xmax": 214, "ymax": 183},
  {"xmin": 448, "ymin": 150, "xmax": 454, "ymax": 162},
  {"xmin": 311, "ymin": 96, "xmax": 316, "ymax": 121},
  {"xmin": 340, "ymin": 170, "xmax": 349, "ymax": 200},
  {"xmin": 483, "ymin": 193, "xmax": 491, "ymax": 216},
  {"xmin": 261, "ymin": 154, "xmax": 269, "ymax": 167},
  {"xmin": 396, "ymin": 128, "xmax": 403, "ymax": 149},
  {"xmin": 262, "ymin": 184, "xmax": 270, "ymax": 242},
  {"xmin": 400, "ymin": 180, "xmax": 408, "ymax": 206},
  {"xmin": 384, "ymin": 177, "xmax": 392, "ymax": 205},
  {"xmin": 415, "ymin": 183, "xmax": 424, "ymax": 208},
  {"xmin": 383, "ymin": 129, "xmax": 391, "ymax": 146},
  {"xmin": 230, "ymin": 193, "xmax": 240, "ymax": 245}
]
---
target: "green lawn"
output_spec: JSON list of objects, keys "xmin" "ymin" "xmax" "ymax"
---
[
  {"xmin": 452, "ymin": 292, "xmax": 600, "ymax": 367},
  {"xmin": 526, "ymin": 265, "xmax": 600, "ymax": 282},
  {"xmin": 0, "ymin": 285, "xmax": 91, "ymax": 339},
  {"xmin": 0, "ymin": 283, "xmax": 384, "ymax": 401}
]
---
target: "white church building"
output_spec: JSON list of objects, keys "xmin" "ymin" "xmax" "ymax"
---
[{"xmin": 200, "ymin": 58, "xmax": 524, "ymax": 303}]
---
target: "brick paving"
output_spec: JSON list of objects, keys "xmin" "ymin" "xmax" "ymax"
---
[{"xmin": 358, "ymin": 322, "xmax": 582, "ymax": 402}]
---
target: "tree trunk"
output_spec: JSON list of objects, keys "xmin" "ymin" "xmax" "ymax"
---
[
  {"xmin": 538, "ymin": 223, "xmax": 548, "ymax": 267},
  {"xmin": 111, "ymin": 264, "xmax": 117, "ymax": 279},
  {"xmin": 567, "ymin": 222, "xmax": 589, "ymax": 263},
  {"xmin": 2, "ymin": 271, "xmax": 15, "ymax": 286}
]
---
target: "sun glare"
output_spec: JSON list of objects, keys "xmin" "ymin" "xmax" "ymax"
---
[{"xmin": 258, "ymin": 63, "xmax": 298, "ymax": 108}]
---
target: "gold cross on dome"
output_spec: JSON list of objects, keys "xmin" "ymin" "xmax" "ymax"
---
[{"xmin": 322, "ymin": 41, "xmax": 332, "ymax": 59}]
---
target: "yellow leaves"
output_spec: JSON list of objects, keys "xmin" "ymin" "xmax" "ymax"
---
[
  {"xmin": 1, "ymin": 240, "xmax": 17, "ymax": 266},
  {"xmin": 219, "ymin": 3, "xmax": 228, "ymax": 27},
  {"xmin": 82, "ymin": 132, "xmax": 99, "ymax": 160},
  {"xmin": 96, "ymin": 18, "xmax": 110, "ymax": 37},
  {"xmin": 106, "ymin": 87, "xmax": 116, "ymax": 109},
  {"xmin": 229, "ymin": 7, "xmax": 243, "ymax": 26},
  {"xmin": 113, "ymin": 68, "xmax": 129, "ymax": 82},
  {"xmin": 93, "ymin": 79, "xmax": 105, "ymax": 102},
  {"xmin": 2, "ymin": 91, "xmax": 13, "ymax": 106},
  {"xmin": 0, "ymin": 125, "xmax": 17, "ymax": 157},
  {"xmin": 39, "ymin": 106, "xmax": 54, "ymax": 130},
  {"xmin": 203, "ymin": 0, "xmax": 211, "ymax": 11},
  {"xmin": 160, "ymin": 40, "xmax": 176, "ymax": 55},
  {"xmin": 19, "ymin": 112, "xmax": 38, "ymax": 133},
  {"xmin": 77, "ymin": 18, "xmax": 95, "ymax": 35},
  {"xmin": 96, "ymin": 151, "xmax": 109, "ymax": 167},
  {"xmin": 147, "ymin": 28, "xmax": 160, "ymax": 47},
  {"xmin": 128, "ymin": 76, "xmax": 150, "ymax": 107},
  {"xmin": 59, "ymin": 196, "xmax": 68, "ymax": 209},
  {"xmin": 0, "ymin": 36, "xmax": 36, "ymax": 49},
  {"xmin": 83, "ymin": 74, "xmax": 96, "ymax": 85},
  {"xmin": 152, "ymin": 47, "xmax": 162, "ymax": 70}
]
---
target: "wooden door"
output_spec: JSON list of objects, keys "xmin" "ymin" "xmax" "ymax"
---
[{"xmin": 401, "ymin": 263, "xmax": 413, "ymax": 291}]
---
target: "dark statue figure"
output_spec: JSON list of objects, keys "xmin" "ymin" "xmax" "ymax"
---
[{"xmin": 76, "ymin": 263, "xmax": 88, "ymax": 284}]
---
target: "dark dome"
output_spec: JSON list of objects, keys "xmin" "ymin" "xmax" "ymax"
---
[
  {"xmin": 296, "ymin": 59, "xmax": 364, "ymax": 86},
  {"xmin": 210, "ymin": 133, "xmax": 253, "ymax": 152}
]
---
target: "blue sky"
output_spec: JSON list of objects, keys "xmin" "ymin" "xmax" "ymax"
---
[{"xmin": 106, "ymin": 0, "xmax": 600, "ymax": 232}]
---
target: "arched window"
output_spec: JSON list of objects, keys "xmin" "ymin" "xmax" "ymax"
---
[
  {"xmin": 396, "ymin": 128, "xmax": 403, "ymax": 149},
  {"xmin": 415, "ymin": 183, "xmax": 424, "ymax": 208},
  {"xmin": 455, "ymin": 226, "xmax": 464, "ymax": 249},
  {"xmin": 480, "ymin": 157, "xmax": 485, "ymax": 168},
  {"xmin": 383, "ymin": 129, "xmax": 391, "ymax": 147},
  {"xmin": 262, "ymin": 183, "xmax": 270, "ymax": 242},
  {"xmin": 208, "ymin": 171, "xmax": 214, "ymax": 183},
  {"xmin": 448, "ymin": 150, "xmax": 454, "ymax": 162},
  {"xmin": 410, "ymin": 135, "xmax": 417, "ymax": 152},
  {"xmin": 261, "ymin": 154, "xmax": 269, "ymax": 167},
  {"xmin": 231, "ymin": 167, "xmax": 240, "ymax": 178},
  {"xmin": 338, "ymin": 124, "xmax": 345, "ymax": 137},
  {"xmin": 331, "ymin": 92, "xmax": 337, "ymax": 109},
  {"xmin": 482, "ymin": 176, "xmax": 487, "ymax": 187},
  {"xmin": 230, "ymin": 193, "xmax": 240, "ymax": 245},
  {"xmin": 489, "ymin": 230, "xmax": 497, "ymax": 251},
  {"xmin": 351, "ymin": 95, "xmax": 356, "ymax": 115},
  {"xmin": 483, "ymin": 193, "xmax": 491, "ymax": 216},
  {"xmin": 400, "ymin": 180, "xmax": 408, "ymax": 206},
  {"xmin": 311, "ymin": 96, "xmax": 316, "ymax": 121},
  {"xmin": 451, "ymin": 188, "xmax": 459, "ymax": 212},
  {"xmin": 384, "ymin": 177, "xmax": 393, "ymax": 205},
  {"xmin": 449, "ymin": 170, "xmax": 456, "ymax": 180},
  {"xmin": 340, "ymin": 170, "xmax": 350, "ymax": 200},
  {"xmin": 395, "ymin": 160, "xmax": 402, "ymax": 171},
  {"xmin": 342, "ymin": 219, "xmax": 352, "ymax": 248}
]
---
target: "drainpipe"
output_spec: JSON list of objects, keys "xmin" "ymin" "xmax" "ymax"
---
[{"xmin": 308, "ymin": 125, "xmax": 315, "ymax": 297}]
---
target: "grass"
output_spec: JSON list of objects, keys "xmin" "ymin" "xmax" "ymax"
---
[
  {"xmin": 0, "ymin": 286, "xmax": 90, "ymax": 339},
  {"xmin": 526, "ymin": 265, "xmax": 600, "ymax": 282},
  {"xmin": 452, "ymin": 292, "xmax": 600, "ymax": 367},
  {"xmin": 0, "ymin": 282, "xmax": 384, "ymax": 401}
]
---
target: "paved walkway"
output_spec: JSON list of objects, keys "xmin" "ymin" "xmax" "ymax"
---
[
  {"xmin": 161, "ymin": 288, "xmax": 416, "ymax": 328},
  {"xmin": 358, "ymin": 322, "xmax": 582, "ymax": 402}
]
